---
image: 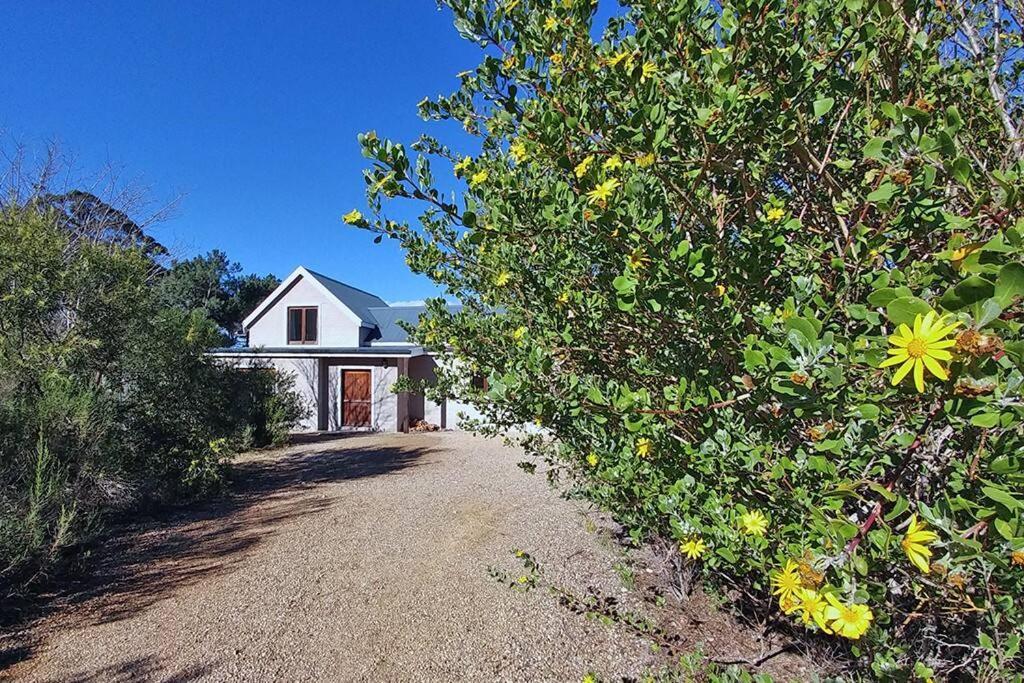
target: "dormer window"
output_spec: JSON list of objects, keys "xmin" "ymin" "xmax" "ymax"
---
[{"xmin": 287, "ymin": 306, "xmax": 318, "ymax": 344}]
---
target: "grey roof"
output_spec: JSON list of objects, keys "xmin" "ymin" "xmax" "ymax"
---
[
  {"xmin": 366, "ymin": 305, "xmax": 463, "ymax": 343},
  {"xmin": 304, "ymin": 268, "xmax": 388, "ymax": 325},
  {"xmin": 209, "ymin": 346, "xmax": 419, "ymax": 356}
]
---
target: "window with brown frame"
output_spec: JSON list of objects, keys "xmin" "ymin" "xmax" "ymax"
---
[{"xmin": 287, "ymin": 306, "xmax": 318, "ymax": 344}]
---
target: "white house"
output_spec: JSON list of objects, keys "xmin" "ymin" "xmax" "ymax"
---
[{"xmin": 209, "ymin": 266, "xmax": 477, "ymax": 432}]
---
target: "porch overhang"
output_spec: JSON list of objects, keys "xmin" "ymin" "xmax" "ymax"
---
[{"xmin": 207, "ymin": 345, "xmax": 426, "ymax": 359}]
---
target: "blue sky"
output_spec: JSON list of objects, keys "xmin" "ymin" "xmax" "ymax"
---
[{"xmin": 0, "ymin": 1, "xmax": 486, "ymax": 303}]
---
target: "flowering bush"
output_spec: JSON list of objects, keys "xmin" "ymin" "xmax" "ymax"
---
[{"xmin": 353, "ymin": 0, "xmax": 1024, "ymax": 677}]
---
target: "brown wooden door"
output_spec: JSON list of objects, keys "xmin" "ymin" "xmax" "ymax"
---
[{"xmin": 341, "ymin": 370, "xmax": 371, "ymax": 428}]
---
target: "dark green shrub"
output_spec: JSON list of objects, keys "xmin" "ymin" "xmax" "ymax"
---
[{"xmin": 0, "ymin": 203, "xmax": 304, "ymax": 593}]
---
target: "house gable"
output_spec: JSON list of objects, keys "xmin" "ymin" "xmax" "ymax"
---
[{"xmin": 245, "ymin": 267, "xmax": 383, "ymax": 348}]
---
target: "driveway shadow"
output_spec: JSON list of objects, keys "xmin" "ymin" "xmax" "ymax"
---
[
  {"xmin": 38, "ymin": 654, "xmax": 222, "ymax": 683},
  {"xmin": 0, "ymin": 436, "xmax": 438, "ymax": 675}
]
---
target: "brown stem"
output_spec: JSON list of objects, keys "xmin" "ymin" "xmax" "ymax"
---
[{"xmin": 843, "ymin": 397, "xmax": 944, "ymax": 557}]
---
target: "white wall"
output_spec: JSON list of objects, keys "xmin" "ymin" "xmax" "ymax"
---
[
  {"xmin": 447, "ymin": 398, "xmax": 487, "ymax": 430},
  {"xmin": 372, "ymin": 365, "xmax": 399, "ymax": 432},
  {"xmin": 247, "ymin": 275, "xmax": 363, "ymax": 348}
]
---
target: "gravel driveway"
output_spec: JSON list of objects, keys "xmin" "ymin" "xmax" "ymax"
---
[{"xmin": 3, "ymin": 432, "xmax": 657, "ymax": 682}]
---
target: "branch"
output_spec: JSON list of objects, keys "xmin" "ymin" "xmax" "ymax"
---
[
  {"xmin": 842, "ymin": 397, "xmax": 944, "ymax": 558},
  {"xmin": 958, "ymin": 4, "xmax": 1023, "ymax": 160}
]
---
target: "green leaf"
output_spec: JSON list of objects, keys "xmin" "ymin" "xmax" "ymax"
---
[
  {"xmin": 939, "ymin": 275, "xmax": 994, "ymax": 310},
  {"xmin": 867, "ymin": 482, "xmax": 896, "ymax": 501},
  {"xmin": 886, "ymin": 296, "xmax": 931, "ymax": 326},
  {"xmin": 951, "ymin": 156, "xmax": 971, "ymax": 185},
  {"xmin": 945, "ymin": 106, "xmax": 963, "ymax": 132},
  {"xmin": 1006, "ymin": 634, "xmax": 1021, "ymax": 660},
  {"xmin": 742, "ymin": 349, "xmax": 767, "ymax": 369},
  {"xmin": 813, "ymin": 97, "xmax": 835, "ymax": 117},
  {"xmin": 867, "ymin": 182, "xmax": 897, "ymax": 203},
  {"xmin": 856, "ymin": 404, "xmax": 880, "ymax": 421},
  {"xmin": 977, "ymin": 298, "xmax": 1005, "ymax": 327},
  {"xmin": 994, "ymin": 517, "xmax": 1017, "ymax": 541},
  {"xmin": 863, "ymin": 136, "xmax": 887, "ymax": 160},
  {"xmin": 785, "ymin": 316, "xmax": 818, "ymax": 342},
  {"xmin": 616, "ymin": 295, "xmax": 636, "ymax": 312},
  {"xmin": 879, "ymin": 102, "xmax": 900, "ymax": 121},
  {"xmin": 982, "ymin": 485, "xmax": 1022, "ymax": 510},
  {"xmin": 612, "ymin": 275, "xmax": 637, "ymax": 294},
  {"xmin": 995, "ymin": 262, "xmax": 1024, "ymax": 305},
  {"xmin": 867, "ymin": 287, "xmax": 902, "ymax": 307},
  {"xmin": 971, "ymin": 412, "xmax": 1000, "ymax": 428},
  {"xmin": 716, "ymin": 547, "xmax": 738, "ymax": 563}
]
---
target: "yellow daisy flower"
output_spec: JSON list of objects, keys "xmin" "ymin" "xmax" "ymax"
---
[
  {"xmin": 605, "ymin": 50, "xmax": 631, "ymax": 67},
  {"xmin": 636, "ymin": 438, "xmax": 652, "ymax": 457},
  {"xmin": 627, "ymin": 248, "xmax": 649, "ymax": 270},
  {"xmin": 550, "ymin": 52, "xmax": 563, "ymax": 65},
  {"xmin": 739, "ymin": 509, "xmax": 768, "ymax": 537},
  {"xmin": 766, "ymin": 206, "xmax": 785, "ymax": 222},
  {"xmin": 680, "ymin": 537, "xmax": 707, "ymax": 560},
  {"xmin": 771, "ymin": 560, "xmax": 802, "ymax": 604},
  {"xmin": 510, "ymin": 140, "xmax": 527, "ymax": 163},
  {"xmin": 880, "ymin": 311, "xmax": 960, "ymax": 392},
  {"xmin": 372, "ymin": 172, "xmax": 395, "ymax": 194},
  {"xmin": 511, "ymin": 326, "xmax": 527, "ymax": 341},
  {"xmin": 602, "ymin": 155, "xmax": 623, "ymax": 171},
  {"xmin": 586, "ymin": 178, "xmax": 620, "ymax": 204},
  {"xmin": 574, "ymin": 155, "xmax": 595, "ymax": 178},
  {"xmin": 640, "ymin": 61, "xmax": 657, "ymax": 82},
  {"xmin": 823, "ymin": 593, "xmax": 873, "ymax": 640},
  {"xmin": 342, "ymin": 209, "xmax": 363, "ymax": 225},
  {"xmin": 470, "ymin": 170, "xmax": 489, "ymax": 187},
  {"xmin": 901, "ymin": 514, "xmax": 939, "ymax": 573},
  {"xmin": 795, "ymin": 589, "xmax": 831, "ymax": 633},
  {"xmin": 635, "ymin": 152, "xmax": 655, "ymax": 168},
  {"xmin": 586, "ymin": 452, "xmax": 599, "ymax": 467},
  {"xmin": 495, "ymin": 271, "xmax": 511, "ymax": 286},
  {"xmin": 543, "ymin": 16, "xmax": 558, "ymax": 31}
]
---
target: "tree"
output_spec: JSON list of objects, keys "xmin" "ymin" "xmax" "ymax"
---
[
  {"xmin": 156, "ymin": 250, "xmax": 280, "ymax": 344},
  {"xmin": 353, "ymin": 0, "xmax": 1024, "ymax": 677},
  {"xmin": 43, "ymin": 190, "xmax": 169, "ymax": 261},
  {"xmin": 1, "ymin": 142, "xmax": 175, "ymax": 264}
]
